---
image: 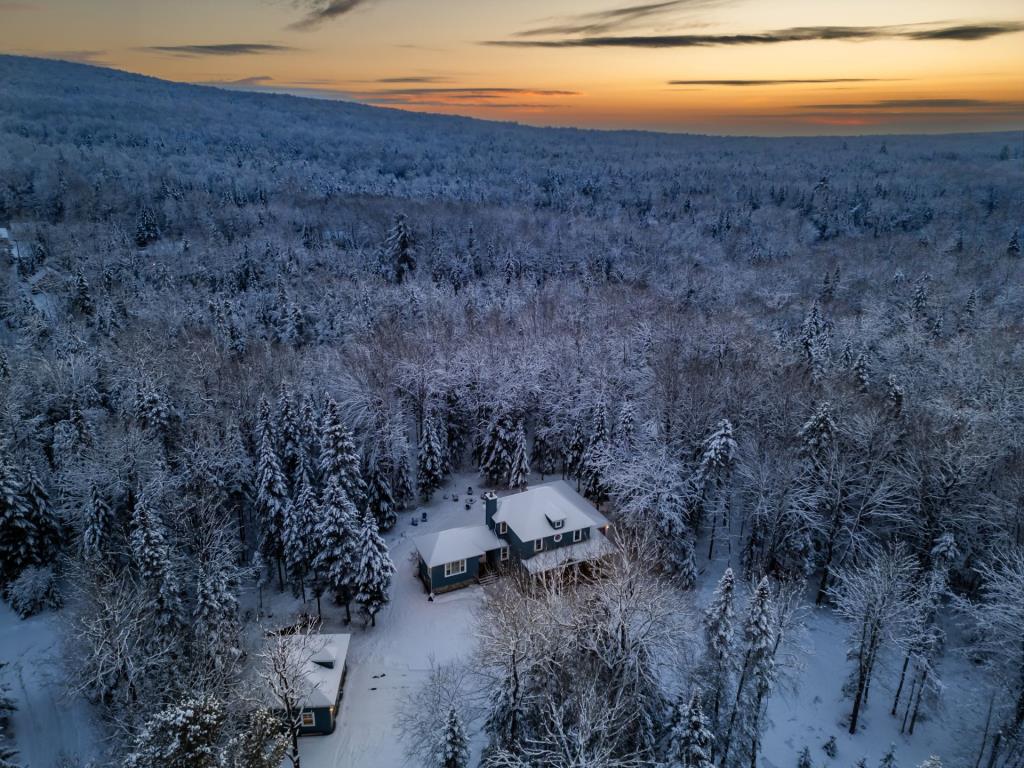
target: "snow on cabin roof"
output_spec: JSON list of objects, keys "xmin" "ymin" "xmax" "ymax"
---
[
  {"xmin": 273, "ymin": 633, "xmax": 351, "ymax": 709},
  {"xmin": 492, "ymin": 480, "xmax": 610, "ymax": 541},
  {"xmin": 415, "ymin": 524, "xmax": 505, "ymax": 568},
  {"xmin": 521, "ymin": 533, "xmax": 617, "ymax": 575}
]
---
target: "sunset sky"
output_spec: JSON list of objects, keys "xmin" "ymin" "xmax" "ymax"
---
[{"xmin": 3, "ymin": 0, "xmax": 1023, "ymax": 134}]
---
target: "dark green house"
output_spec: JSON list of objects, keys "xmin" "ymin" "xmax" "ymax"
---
[{"xmin": 414, "ymin": 480, "xmax": 613, "ymax": 593}]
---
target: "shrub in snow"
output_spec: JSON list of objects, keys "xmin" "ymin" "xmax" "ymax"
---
[
  {"xmin": 798, "ymin": 746, "xmax": 813, "ymax": 768},
  {"xmin": 6, "ymin": 564, "xmax": 60, "ymax": 618},
  {"xmin": 823, "ymin": 735, "xmax": 838, "ymax": 758}
]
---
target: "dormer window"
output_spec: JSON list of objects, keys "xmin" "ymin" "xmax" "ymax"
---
[
  {"xmin": 498, "ymin": 521, "xmax": 507, "ymax": 535},
  {"xmin": 553, "ymin": 519, "xmax": 564, "ymax": 529},
  {"xmin": 545, "ymin": 513, "xmax": 566, "ymax": 530}
]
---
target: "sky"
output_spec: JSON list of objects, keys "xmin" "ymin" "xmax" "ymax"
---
[{"xmin": 2, "ymin": 0, "xmax": 1023, "ymax": 135}]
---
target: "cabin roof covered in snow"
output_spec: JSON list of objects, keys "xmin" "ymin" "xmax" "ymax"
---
[
  {"xmin": 414, "ymin": 524, "xmax": 505, "ymax": 568},
  {"xmin": 271, "ymin": 633, "xmax": 351, "ymax": 709},
  {"xmin": 521, "ymin": 534, "xmax": 617, "ymax": 575},
  {"xmin": 493, "ymin": 480, "xmax": 610, "ymax": 541}
]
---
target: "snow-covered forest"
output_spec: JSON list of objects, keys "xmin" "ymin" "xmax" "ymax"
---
[{"xmin": 0, "ymin": 54, "xmax": 1023, "ymax": 768}]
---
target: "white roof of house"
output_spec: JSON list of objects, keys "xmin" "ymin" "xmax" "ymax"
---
[
  {"xmin": 521, "ymin": 533, "xmax": 617, "ymax": 575},
  {"xmin": 415, "ymin": 524, "xmax": 505, "ymax": 568},
  {"xmin": 272, "ymin": 633, "xmax": 351, "ymax": 709},
  {"xmin": 492, "ymin": 480, "xmax": 610, "ymax": 541}
]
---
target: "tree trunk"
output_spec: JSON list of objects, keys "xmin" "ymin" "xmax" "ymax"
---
[
  {"xmin": 974, "ymin": 693, "xmax": 995, "ymax": 768},
  {"xmin": 892, "ymin": 654, "xmax": 910, "ymax": 716}
]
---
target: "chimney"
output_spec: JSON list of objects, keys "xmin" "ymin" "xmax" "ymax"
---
[{"xmin": 484, "ymin": 491, "xmax": 498, "ymax": 527}]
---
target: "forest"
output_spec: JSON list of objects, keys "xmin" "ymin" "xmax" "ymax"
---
[{"xmin": 0, "ymin": 54, "xmax": 1022, "ymax": 768}]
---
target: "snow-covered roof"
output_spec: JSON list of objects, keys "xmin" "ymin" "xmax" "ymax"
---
[
  {"xmin": 415, "ymin": 524, "xmax": 505, "ymax": 568},
  {"xmin": 492, "ymin": 480, "xmax": 610, "ymax": 542},
  {"xmin": 272, "ymin": 633, "xmax": 351, "ymax": 709},
  {"xmin": 521, "ymin": 533, "xmax": 617, "ymax": 575}
]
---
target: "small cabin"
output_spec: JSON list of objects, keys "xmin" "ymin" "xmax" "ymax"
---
[{"xmin": 272, "ymin": 633, "xmax": 351, "ymax": 736}]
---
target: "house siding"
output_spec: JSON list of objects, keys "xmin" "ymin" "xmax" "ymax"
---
[{"xmin": 428, "ymin": 555, "xmax": 482, "ymax": 592}]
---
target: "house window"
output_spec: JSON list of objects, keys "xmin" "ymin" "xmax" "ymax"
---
[
  {"xmin": 552, "ymin": 519, "xmax": 564, "ymax": 529},
  {"xmin": 534, "ymin": 539, "xmax": 544, "ymax": 552},
  {"xmin": 301, "ymin": 711, "xmax": 315, "ymax": 727},
  {"xmin": 444, "ymin": 559, "xmax": 467, "ymax": 577},
  {"xmin": 553, "ymin": 533, "xmax": 562, "ymax": 543},
  {"xmin": 498, "ymin": 521, "xmax": 507, "ymax": 535},
  {"xmin": 500, "ymin": 546, "xmax": 510, "ymax": 562},
  {"xmin": 573, "ymin": 528, "xmax": 583, "ymax": 543}
]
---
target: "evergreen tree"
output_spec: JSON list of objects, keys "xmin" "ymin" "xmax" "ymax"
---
[
  {"xmin": 885, "ymin": 375, "xmax": 904, "ymax": 419},
  {"xmin": 276, "ymin": 385, "xmax": 302, "ymax": 489},
  {"xmin": 134, "ymin": 207, "xmax": 160, "ymax": 247},
  {"xmin": 124, "ymin": 694, "xmax": 225, "ymax": 768},
  {"xmin": 353, "ymin": 510, "xmax": 394, "ymax": 627},
  {"xmin": 225, "ymin": 709, "xmax": 289, "ymax": 768},
  {"xmin": 917, "ymin": 758, "xmax": 941, "ymax": 768},
  {"xmin": 282, "ymin": 479, "xmax": 317, "ymax": 599},
  {"xmin": 481, "ymin": 412, "xmax": 517, "ymax": 487},
  {"xmin": 384, "ymin": 213, "xmax": 417, "ymax": 284},
  {"xmin": 0, "ymin": 662, "xmax": 17, "ymax": 768},
  {"xmin": 255, "ymin": 430, "xmax": 289, "ymax": 588},
  {"xmin": 798, "ymin": 403, "xmax": 837, "ymax": 464},
  {"xmin": 878, "ymin": 744, "xmax": 897, "ymax": 768},
  {"xmin": 366, "ymin": 458, "xmax": 397, "ymax": 532},
  {"xmin": 0, "ymin": 453, "xmax": 34, "ymax": 583},
  {"xmin": 507, "ymin": 422, "xmax": 530, "ymax": 490},
  {"xmin": 130, "ymin": 494, "xmax": 184, "ymax": 634},
  {"xmin": 312, "ymin": 479, "xmax": 360, "ymax": 623},
  {"xmin": 418, "ymin": 415, "xmax": 446, "ymax": 501},
  {"xmin": 193, "ymin": 551, "xmax": 241, "ymax": 673},
  {"xmin": 395, "ymin": 453, "xmax": 414, "ymax": 513},
  {"xmin": 81, "ymin": 484, "xmax": 114, "ymax": 561},
  {"xmin": 320, "ymin": 398, "xmax": 366, "ymax": 506},
  {"xmin": 852, "ymin": 353, "xmax": 870, "ymax": 392},
  {"xmin": 298, "ymin": 396, "xmax": 320, "ymax": 484},
  {"xmin": 437, "ymin": 706, "xmax": 470, "ymax": 768},
  {"xmin": 667, "ymin": 692, "xmax": 715, "ymax": 768},
  {"xmin": 798, "ymin": 747, "xmax": 813, "ymax": 768},
  {"xmin": 699, "ymin": 419, "xmax": 737, "ymax": 560},
  {"xmin": 1007, "ymin": 229, "xmax": 1020, "ymax": 257},
  {"xmin": 20, "ymin": 465, "xmax": 58, "ymax": 566},
  {"xmin": 702, "ymin": 567, "xmax": 736, "ymax": 734}
]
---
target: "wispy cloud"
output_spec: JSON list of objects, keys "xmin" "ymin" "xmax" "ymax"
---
[
  {"xmin": 488, "ymin": 21, "xmax": 1024, "ymax": 47},
  {"xmin": 43, "ymin": 49, "xmax": 109, "ymax": 64},
  {"xmin": 144, "ymin": 43, "xmax": 297, "ymax": 57},
  {"xmin": 200, "ymin": 75, "xmax": 276, "ymax": 87},
  {"xmin": 351, "ymin": 85, "xmax": 579, "ymax": 110},
  {"xmin": 363, "ymin": 87, "xmax": 578, "ymax": 98},
  {"xmin": 289, "ymin": 0, "xmax": 376, "ymax": 31},
  {"xmin": 798, "ymin": 98, "xmax": 1024, "ymax": 110},
  {"xmin": 669, "ymin": 78, "xmax": 895, "ymax": 86},
  {"xmin": 373, "ymin": 75, "xmax": 453, "ymax": 84},
  {"xmin": 516, "ymin": 0, "xmax": 721, "ymax": 37}
]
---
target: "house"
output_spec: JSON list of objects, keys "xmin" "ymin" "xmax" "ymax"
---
[
  {"xmin": 274, "ymin": 633, "xmax": 351, "ymax": 736},
  {"xmin": 414, "ymin": 480, "xmax": 614, "ymax": 593}
]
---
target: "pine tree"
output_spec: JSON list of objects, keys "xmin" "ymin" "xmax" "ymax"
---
[
  {"xmin": 20, "ymin": 465, "xmax": 58, "ymax": 566},
  {"xmin": 366, "ymin": 458, "xmax": 397, "ymax": 532},
  {"xmin": 276, "ymin": 385, "xmax": 302, "ymax": 489},
  {"xmin": 395, "ymin": 453, "xmax": 414, "ymax": 513},
  {"xmin": 481, "ymin": 412, "xmax": 517, "ymax": 486},
  {"xmin": 124, "ymin": 694, "xmax": 225, "ymax": 768},
  {"xmin": 418, "ymin": 416, "xmax": 446, "ymax": 501},
  {"xmin": 0, "ymin": 453, "xmax": 34, "ymax": 583},
  {"xmin": 852, "ymin": 353, "xmax": 870, "ymax": 392},
  {"xmin": 437, "ymin": 706, "xmax": 470, "ymax": 768},
  {"xmin": 130, "ymin": 494, "xmax": 184, "ymax": 633},
  {"xmin": 0, "ymin": 662, "xmax": 17, "ymax": 768},
  {"xmin": 507, "ymin": 422, "xmax": 530, "ymax": 490},
  {"xmin": 193, "ymin": 551, "xmax": 241, "ymax": 673},
  {"xmin": 798, "ymin": 403, "xmax": 837, "ymax": 463},
  {"xmin": 699, "ymin": 419, "xmax": 737, "ymax": 560},
  {"xmin": 353, "ymin": 510, "xmax": 394, "ymax": 627},
  {"xmin": 313, "ymin": 479, "xmax": 360, "ymax": 623},
  {"xmin": 81, "ymin": 484, "xmax": 114, "ymax": 561},
  {"xmin": 134, "ymin": 207, "xmax": 160, "ymax": 247},
  {"xmin": 385, "ymin": 213, "xmax": 417, "ymax": 284},
  {"xmin": 885, "ymin": 375, "xmax": 904, "ymax": 419},
  {"xmin": 878, "ymin": 744, "xmax": 897, "ymax": 768},
  {"xmin": 798, "ymin": 747, "xmax": 813, "ymax": 768},
  {"xmin": 225, "ymin": 709, "xmax": 289, "ymax": 768},
  {"xmin": 320, "ymin": 398, "xmax": 366, "ymax": 506},
  {"xmin": 282, "ymin": 480, "xmax": 317, "ymax": 599},
  {"xmin": 702, "ymin": 567, "xmax": 736, "ymax": 734},
  {"xmin": 667, "ymin": 692, "xmax": 715, "ymax": 768},
  {"xmin": 1008, "ymin": 229, "xmax": 1020, "ymax": 257},
  {"xmin": 298, "ymin": 396, "xmax": 320, "ymax": 485},
  {"xmin": 255, "ymin": 430, "xmax": 289, "ymax": 588}
]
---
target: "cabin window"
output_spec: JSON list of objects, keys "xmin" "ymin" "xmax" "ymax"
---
[
  {"xmin": 552, "ymin": 519, "xmax": 564, "ymax": 529},
  {"xmin": 444, "ymin": 559, "xmax": 467, "ymax": 577},
  {"xmin": 573, "ymin": 528, "xmax": 583, "ymax": 543},
  {"xmin": 498, "ymin": 521, "xmax": 507, "ymax": 535},
  {"xmin": 301, "ymin": 711, "xmax": 315, "ymax": 727},
  {"xmin": 534, "ymin": 538, "xmax": 544, "ymax": 552},
  {"xmin": 500, "ymin": 546, "xmax": 510, "ymax": 562},
  {"xmin": 553, "ymin": 533, "xmax": 562, "ymax": 543}
]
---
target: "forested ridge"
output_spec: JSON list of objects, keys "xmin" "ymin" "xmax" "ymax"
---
[{"xmin": 0, "ymin": 54, "xmax": 1022, "ymax": 768}]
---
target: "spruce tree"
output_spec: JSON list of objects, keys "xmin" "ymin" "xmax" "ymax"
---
[
  {"xmin": 124, "ymin": 694, "xmax": 225, "ymax": 768},
  {"xmin": 21, "ymin": 465, "xmax": 58, "ymax": 566},
  {"xmin": 507, "ymin": 422, "xmax": 530, "ymax": 489},
  {"xmin": 353, "ymin": 510, "xmax": 394, "ymax": 627},
  {"xmin": 668, "ymin": 692, "xmax": 715, "ymax": 768},
  {"xmin": 878, "ymin": 744, "xmax": 897, "ymax": 768},
  {"xmin": 481, "ymin": 412, "xmax": 517, "ymax": 486},
  {"xmin": 366, "ymin": 458, "xmax": 397, "ymax": 532},
  {"xmin": 312, "ymin": 479, "xmax": 360, "ymax": 623},
  {"xmin": 130, "ymin": 494, "xmax": 184, "ymax": 634},
  {"xmin": 385, "ymin": 213, "xmax": 417, "ymax": 284},
  {"xmin": 395, "ymin": 453, "xmax": 414, "ymax": 513},
  {"xmin": 798, "ymin": 403, "xmax": 837, "ymax": 464},
  {"xmin": 255, "ymin": 429, "xmax": 289, "ymax": 588},
  {"xmin": 797, "ymin": 747, "xmax": 813, "ymax": 768},
  {"xmin": 276, "ymin": 385, "xmax": 302, "ymax": 489},
  {"xmin": 282, "ymin": 479, "xmax": 316, "ymax": 599},
  {"xmin": 852, "ymin": 353, "xmax": 870, "ymax": 392},
  {"xmin": 193, "ymin": 551, "xmax": 241, "ymax": 673},
  {"xmin": 1007, "ymin": 229, "xmax": 1020, "ymax": 257},
  {"xmin": 0, "ymin": 453, "xmax": 33, "ymax": 583},
  {"xmin": 0, "ymin": 662, "xmax": 17, "ymax": 768},
  {"xmin": 437, "ymin": 706, "xmax": 470, "ymax": 768},
  {"xmin": 81, "ymin": 484, "xmax": 114, "ymax": 562},
  {"xmin": 418, "ymin": 416, "xmax": 446, "ymax": 501},
  {"xmin": 702, "ymin": 567, "xmax": 736, "ymax": 734},
  {"xmin": 320, "ymin": 398, "xmax": 366, "ymax": 506}
]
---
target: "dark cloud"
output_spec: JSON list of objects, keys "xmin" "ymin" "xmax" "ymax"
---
[
  {"xmin": 289, "ymin": 0, "xmax": 375, "ymax": 31},
  {"xmin": 516, "ymin": 0, "xmax": 720, "ymax": 37},
  {"xmin": 373, "ymin": 76, "xmax": 453, "ymax": 84},
  {"xmin": 145, "ymin": 43, "xmax": 297, "ymax": 57},
  {"xmin": 364, "ymin": 87, "xmax": 578, "ymax": 97},
  {"xmin": 488, "ymin": 21, "xmax": 1024, "ymax": 48},
  {"xmin": 668, "ymin": 78, "xmax": 892, "ymax": 86},
  {"xmin": 798, "ymin": 98, "xmax": 1024, "ymax": 110}
]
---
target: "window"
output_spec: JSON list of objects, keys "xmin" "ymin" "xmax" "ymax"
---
[
  {"xmin": 534, "ymin": 538, "xmax": 544, "ymax": 552},
  {"xmin": 444, "ymin": 559, "xmax": 467, "ymax": 577},
  {"xmin": 573, "ymin": 528, "xmax": 583, "ymax": 543},
  {"xmin": 553, "ymin": 533, "xmax": 562, "ymax": 543},
  {"xmin": 498, "ymin": 521, "xmax": 507, "ymax": 535},
  {"xmin": 552, "ymin": 519, "xmax": 564, "ymax": 530},
  {"xmin": 301, "ymin": 711, "xmax": 315, "ymax": 727},
  {"xmin": 500, "ymin": 546, "xmax": 510, "ymax": 562}
]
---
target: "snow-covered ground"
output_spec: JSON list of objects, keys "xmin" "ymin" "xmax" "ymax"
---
[
  {"xmin": 0, "ymin": 602, "xmax": 100, "ymax": 767},
  {"xmin": 292, "ymin": 472, "xmax": 490, "ymax": 768}
]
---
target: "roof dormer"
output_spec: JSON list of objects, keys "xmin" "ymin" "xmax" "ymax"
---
[{"xmin": 545, "ymin": 513, "xmax": 566, "ymax": 530}]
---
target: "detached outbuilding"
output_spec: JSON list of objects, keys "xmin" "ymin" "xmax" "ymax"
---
[{"xmin": 270, "ymin": 633, "xmax": 351, "ymax": 736}]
